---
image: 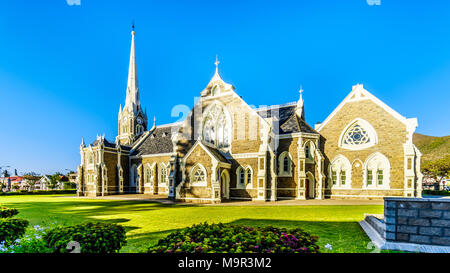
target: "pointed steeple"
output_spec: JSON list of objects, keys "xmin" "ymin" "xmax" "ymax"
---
[
  {"xmin": 210, "ymin": 54, "xmax": 223, "ymax": 82},
  {"xmin": 124, "ymin": 26, "xmax": 140, "ymax": 113},
  {"xmin": 296, "ymin": 86, "xmax": 305, "ymax": 120},
  {"xmin": 80, "ymin": 137, "xmax": 85, "ymax": 149}
]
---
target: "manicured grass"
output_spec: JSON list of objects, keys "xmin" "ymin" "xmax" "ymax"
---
[{"xmin": 0, "ymin": 195, "xmax": 383, "ymax": 253}]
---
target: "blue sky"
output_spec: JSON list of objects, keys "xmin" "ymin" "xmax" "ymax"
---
[{"xmin": 0, "ymin": 0, "xmax": 449, "ymax": 175}]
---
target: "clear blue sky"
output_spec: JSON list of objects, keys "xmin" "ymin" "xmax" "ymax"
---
[{"xmin": 0, "ymin": 0, "xmax": 449, "ymax": 175}]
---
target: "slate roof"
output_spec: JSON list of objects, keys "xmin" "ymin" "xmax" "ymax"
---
[
  {"xmin": 200, "ymin": 141, "xmax": 230, "ymax": 163},
  {"xmin": 90, "ymin": 138, "xmax": 131, "ymax": 151},
  {"xmin": 256, "ymin": 104, "xmax": 318, "ymax": 135},
  {"xmin": 131, "ymin": 124, "xmax": 178, "ymax": 156}
]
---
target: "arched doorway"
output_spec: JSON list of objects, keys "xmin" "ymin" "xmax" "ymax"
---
[
  {"xmin": 220, "ymin": 170, "xmax": 230, "ymax": 200},
  {"xmin": 305, "ymin": 172, "xmax": 315, "ymax": 199}
]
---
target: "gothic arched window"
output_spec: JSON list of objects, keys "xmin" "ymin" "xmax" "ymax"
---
[
  {"xmin": 144, "ymin": 164, "xmax": 153, "ymax": 184},
  {"xmin": 278, "ymin": 151, "xmax": 292, "ymax": 177},
  {"xmin": 364, "ymin": 153, "xmax": 390, "ymax": 189},
  {"xmin": 245, "ymin": 167, "xmax": 253, "ymax": 188},
  {"xmin": 190, "ymin": 164, "xmax": 207, "ymax": 186},
  {"xmin": 329, "ymin": 155, "xmax": 352, "ymax": 188},
  {"xmin": 159, "ymin": 163, "xmax": 167, "ymax": 185},
  {"xmin": 136, "ymin": 125, "xmax": 144, "ymax": 135},
  {"xmin": 202, "ymin": 103, "xmax": 231, "ymax": 149}
]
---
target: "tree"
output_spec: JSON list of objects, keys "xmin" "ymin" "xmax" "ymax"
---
[
  {"xmin": 3, "ymin": 170, "xmax": 10, "ymax": 178},
  {"xmin": 422, "ymin": 156, "xmax": 450, "ymax": 184},
  {"xmin": 14, "ymin": 169, "xmax": 18, "ymax": 176},
  {"xmin": 46, "ymin": 174, "xmax": 61, "ymax": 190},
  {"xmin": 23, "ymin": 172, "xmax": 40, "ymax": 191}
]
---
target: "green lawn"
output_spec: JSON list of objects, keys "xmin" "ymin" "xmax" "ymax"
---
[{"xmin": 0, "ymin": 194, "xmax": 383, "ymax": 253}]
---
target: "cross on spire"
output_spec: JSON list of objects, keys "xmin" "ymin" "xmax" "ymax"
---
[
  {"xmin": 299, "ymin": 85, "xmax": 304, "ymax": 96},
  {"xmin": 215, "ymin": 55, "xmax": 220, "ymax": 69}
]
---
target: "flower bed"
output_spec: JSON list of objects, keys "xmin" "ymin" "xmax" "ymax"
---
[
  {"xmin": 0, "ymin": 218, "xmax": 29, "ymax": 245},
  {"xmin": 148, "ymin": 223, "xmax": 320, "ymax": 253}
]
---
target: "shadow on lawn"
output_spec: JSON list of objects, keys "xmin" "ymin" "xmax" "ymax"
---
[{"xmin": 2, "ymin": 199, "xmax": 193, "ymax": 231}]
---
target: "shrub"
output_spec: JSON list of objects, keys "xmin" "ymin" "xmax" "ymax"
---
[
  {"xmin": 424, "ymin": 190, "xmax": 450, "ymax": 196},
  {"xmin": 0, "ymin": 218, "xmax": 29, "ymax": 244},
  {"xmin": 148, "ymin": 223, "xmax": 320, "ymax": 253},
  {"xmin": 0, "ymin": 190, "xmax": 77, "ymax": 196},
  {"xmin": 0, "ymin": 225, "xmax": 52, "ymax": 253},
  {"xmin": 43, "ymin": 222, "xmax": 127, "ymax": 253},
  {"xmin": 0, "ymin": 207, "xmax": 19, "ymax": 218}
]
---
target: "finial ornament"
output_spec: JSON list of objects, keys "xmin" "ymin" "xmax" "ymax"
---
[
  {"xmin": 299, "ymin": 85, "xmax": 304, "ymax": 96},
  {"xmin": 153, "ymin": 116, "xmax": 156, "ymax": 127},
  {"xmin": 215, "ymin": 55, "xmax": 220, "ymax": 69}
]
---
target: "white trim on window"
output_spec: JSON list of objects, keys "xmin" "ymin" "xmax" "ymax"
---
[
  {"xmin": 338, "ymin": 118, "xmax": 378, "ymax": 150},
  {"xmin": 158, "ymin": 163, "xmax": 168, "ymax": 187},
  {"xmin": 329, "ymin": 155, "xmax": 352, "ymax": 189},
  {"xmin": 189, "ymin": 163, "xmax": 207, "ymax": 187},
  {"xmin": 363, "ymin": 152, "xmax": 391, "ymax": 189}
]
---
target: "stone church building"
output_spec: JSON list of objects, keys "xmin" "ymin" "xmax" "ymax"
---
[{"xmin": 77, "ymin": 30, "xmax": 423, "ymax": 203}]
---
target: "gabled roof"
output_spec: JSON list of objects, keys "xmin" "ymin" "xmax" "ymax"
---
[
  {"xmin": 200, "ymin": 141, "xmax": 230, "ymax": 163},
  {"xmin": 131, "ymin": 123, "xmax": 180, "ymax": 156},
  {"xmin": 184, "ymin": 140, "xmax": 230, "ymax": 164},
  {"xmin": 315, "ymin": 84, "xmax": 418, "ymax": 134}
]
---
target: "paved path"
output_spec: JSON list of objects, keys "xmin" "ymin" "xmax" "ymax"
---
[{"xmin": 71, "ymin": 194, "xmax": 384, "ymax": 206}]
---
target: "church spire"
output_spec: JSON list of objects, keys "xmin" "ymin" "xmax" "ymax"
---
[
  {"xmin": 124, "ymin": 25, "xmax": 140, "ymax": 113},
  {"xmin": 296, "ymin": 85, "xmax": 305, "ymax": 120}
]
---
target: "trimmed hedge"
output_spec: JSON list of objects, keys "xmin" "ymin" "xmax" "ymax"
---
[
  {"xmin": 0, "ymin": 190, "xmax": 77, "ymax": 196},
  {"xmin": 149, "ymin": 223, "xmax": 320, "ymax": 253},
  {"xmin": 43, "ymin": 222, "xmax": 127, "ymax": 253},
  {"xmin": 0, "ymin": 207, "xmax": 19, "ymax": 218},
  {"xmin": 424, "ymin": 190, "xmax": 450, "ymax": 196},
  {"xmin": 0, "ymin": 218, "xmax": 29, "ymax": 244}
]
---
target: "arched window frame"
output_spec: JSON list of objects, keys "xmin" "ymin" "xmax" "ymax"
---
[
  {"xmin": 144, "ymin": 163, "xmax": 153, "ymax": 184},
  {"xmin": 86, "ymin": 152, "xmax": 94, "ymax": 166},
  {"xmin": 189, "ymin": 163, "xmax": 207, "ymax": 187},
  {"xmin": 329, "ymin": 155, "xmax": 352, "ymax": 189},
  {"xmin": 278, "ymin": 151, "xmax": 293, "ymax": 177},
  {"xmin": 236, "ymin": 166, "xmax": 245, "ymax": 189},
  {"xmin": 363, "ymin": 152, "xmax": 391, "ymax": 189},
  {"xmin": 304, "ymin": 141, "xmax": 315, "ymax": 163},
  {"xmin": 159, "ymin": 163, "xmax": 168, "ymax": 186},
  {"xmin": 245, "ymin": 166, "xmax": 253, "ymax": 189},
  {"xmin": 339, "ymin": 118, "xmax": 378, "ymax": 150},
  {"xmin": 201, "ymin": 103, "xmax": 232, "ymax": 151},
  {"xmin": 136, "ymin": 125, "xmax": 144, "ymax": 135}
]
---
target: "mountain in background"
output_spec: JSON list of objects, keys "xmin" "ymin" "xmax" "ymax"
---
[{"xmin": 413, "ymin": 133, "xmax": 450, "ymax": 163}]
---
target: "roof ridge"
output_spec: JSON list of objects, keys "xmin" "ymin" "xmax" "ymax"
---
[
  {"xmin": 255, "ymin": 101, "xmax": 297, "ymax": 112},
  {"xmin": 298, "ymin": 115, "xmax": 319, "ymax": 134},
  {"xmin": 156, "ymin": 121, "xmax": 183, "ymax": 129}
]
